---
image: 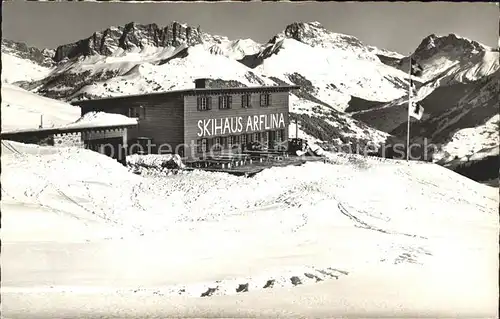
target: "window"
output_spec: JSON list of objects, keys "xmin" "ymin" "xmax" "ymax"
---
[
  {"xmin": 241, "ymin": 94, "xmax": 251, "ymax": 108},
  {"xmin": 197, "ymin": 96, "xmax": 212, "ymax": 111},
  {"xmin": 276, "ymin": 129, "xmax": 286, "ymax": 151},
  {"xmin": 197, "ymin": 139, "xmax": 208, "ymax": 153},
  {"xmin": 214, "ymin": 137, "xmax": 222, "ymax": 151},
  {"xmin": 262, "ymin": 131, "xmax": 269, "ymax": 142},
  {"xmin": 128, "ymin": 106, "xmax": 145, "ymax": 119},
  {"xmin": 276, "ymin": 129, "xmax": 282, "ymax": 142},
  {"xmin": 253, "ymin": 132, "xmax": 260, "ymax": 142},
  {"xmin": 218, "ymin": 95, "xmax": 232, "ymax": 109},
  {"xmin": 220, "ymin": 137, "xmax": 228, "ymax": 149},
  {"xmin": 240, "ymin": 134, "xmax": 247, "ymax": 146},
  {"xmin": 260, "ymin": 93, "xmax": 271, "ymax": 107}
]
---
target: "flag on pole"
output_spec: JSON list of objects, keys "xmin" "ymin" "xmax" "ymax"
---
[
  {"xmin": 410, "ymin": 58, "xmax": 423, "ymax": 77},
  {"xmin": 409, "ymin": 101, "xmax": 424, "ymax": 120},
  {"xmin": 409, "ymin": 57, "xmax": 422, "ymax": 96},
  {"xmin": 406, "ymin": 56, "xmax": 424, "ymax": 161}
]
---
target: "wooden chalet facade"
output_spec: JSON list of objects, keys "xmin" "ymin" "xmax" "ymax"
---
[{"xmin": 71, "ymin": 80, "xmax": 299, "ymax": 159}]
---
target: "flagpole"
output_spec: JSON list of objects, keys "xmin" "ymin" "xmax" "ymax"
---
[{"xmin": 406, "ymin": 56, "xmax": 411, "ymax": 162}]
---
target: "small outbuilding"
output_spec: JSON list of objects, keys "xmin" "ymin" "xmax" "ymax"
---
[{"xmin": 0, "ymin": 112, "xmax": 138, "ymax": 165}]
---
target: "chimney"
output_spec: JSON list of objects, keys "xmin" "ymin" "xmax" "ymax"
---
[{"xmin": 194, "ymin": 78, "xmax": 210, "ymax": 89}]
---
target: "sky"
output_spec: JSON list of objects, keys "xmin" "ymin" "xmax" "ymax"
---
[{"xmin": 3, "ymin": 1, "xmax": 499, "ymax": 54}]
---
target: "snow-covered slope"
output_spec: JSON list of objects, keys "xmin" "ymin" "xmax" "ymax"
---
[
  {"xmin": 1, "ymin": 53, "xmax": 53, "ymax": 84},
  {"xmin": 1, "ymin": 39, "xmax": 55, "ymax": 84},
  {"xmin": 1, "ymin": 141, "xmax": 498, "ymax": 316},
  {"xmin": 239, "ymin": 22, "xmax": 410, "ymax": 110},
  {"xmin": 247, "ymin": 37, "xmax": 408, "ymax": 110},
  {"xmin": 433, "ymin": 115, "xmax": 499, "ymax": 163},
  {"xmin": 68, "ymin": 44, "xmax": 277, "ymax": 99},
  {"xmin": 1, "ymin": 83, "xmax": 81, "ymax": 133},
  {"xmin": 205, "ymin": 37, "xmax": 262, "ymax": 60},
  {"xmin": 406, "ymin": 34, "xmax": 499, "ymax": 84},
  {"xmin": 349, "ymin": 34, "xmax": 499, "ymax": 168}
]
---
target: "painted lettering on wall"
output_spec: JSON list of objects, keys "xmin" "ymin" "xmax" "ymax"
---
[{"xmin": 197, "ymin": 113, "xmax": 285, "ymax": 137}]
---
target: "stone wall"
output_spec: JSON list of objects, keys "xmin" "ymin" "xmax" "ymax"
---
[{"xmin": 53, "ymin": 132, "xmax": 84, "ymax": 148}]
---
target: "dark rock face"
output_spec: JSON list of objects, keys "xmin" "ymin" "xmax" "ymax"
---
[
  {"xmin": 1, "ymin": 39, "xmax": 55, "ymax": 67},
  {"xmin": 282, "ymin": 22, "xmax": 365, "ymax": 49},
  {"xmin": 345, "ymin": 96, "xmax": 386, "ymax": 113},
  {"xmin": 53, "ymin": 22, "xmax": 203, "ymax": 62},
  {"xmin": 412, "ymin": 33, "xmax": 486, "ymax": 61},
  {"xmin": 447, "ymin": 155, "xmax": 499, "ymax": 183},
  {"xmin": 376, "ymin": 54, "xmax": 402, "ymax": 68}
]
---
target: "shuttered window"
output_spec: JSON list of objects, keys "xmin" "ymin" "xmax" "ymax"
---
[
  {"xmin": 197, "ymin": 139, "xmax": 208, "ymax": 153},
  {"xmin": 276, "ymin": 129, "xmax": 282, "ymax": 142},
  {"xmin": 214, "ymin": 137, "xmax": 222, "ymax": 151},
  {"xmin": 260, "ymin": 93, "xmax": 271, "ymax": 107},
  {"xmin": 197, "ymin": 96, "xmax": 212, "ymax": 111},
  {"xmin": 219, "ymin": 95, "xmax": 232, "ymax": 109},
  {"xmin": 241, "ymin": 94, "xmax": 251, "ymax": 108},
  {"xmin": 128, "ymin": 106, "xmax": 145, "ymax": 119}
]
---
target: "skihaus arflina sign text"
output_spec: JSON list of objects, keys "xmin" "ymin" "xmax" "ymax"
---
[{"xmin": 197, "ymin": 113, "xmax": 286, "ymax": 137}]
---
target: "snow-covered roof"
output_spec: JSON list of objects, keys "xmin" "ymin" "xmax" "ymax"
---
[
  {"xmin": 1, "ymin": 112, "xmax": 138, "ymax": 136},
  {"xmin": 63, "ymin": 111, "xmax": 138, "ymax": 129},
  {"xmin": 71, "ymin": 84, "xmax": 300, "ymax": 105}
]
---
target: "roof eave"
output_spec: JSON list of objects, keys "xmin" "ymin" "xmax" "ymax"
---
[{"xmin": 70, "ymin": 85, "xmax": 301, "ymax": 106}]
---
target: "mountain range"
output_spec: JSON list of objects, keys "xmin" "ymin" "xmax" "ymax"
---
[{"xmin": 1, "ymin": 21, "xmax": 498, "ymax": 183}]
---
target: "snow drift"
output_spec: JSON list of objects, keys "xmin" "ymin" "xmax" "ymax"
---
[{"xmin": 1, "ymin": 140, "xmax": 498, "ymax": 317}]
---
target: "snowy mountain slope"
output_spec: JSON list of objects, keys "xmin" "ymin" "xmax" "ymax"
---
[
  {"xmin": 432, "ymin": 114, "xmax": 499, "ymax": 164},
  {"xmin": 2, "ymin": 39, "xmax": 55, "ymax": 67},
  {"xmin": 240, "ymin": 22, "xmax": 411, "ymax": 110},
  {"xmin": 205, "ymin": 38, "xmax": 262, "ymax": 60},
  {"xmin": 405, "ymin": 70, "xmax": 498, "ymax": 142},
  {"xmin": 1, "ymin": 39, "xmax": 55, "ymax": 84},
  {"xmin": 348, "ymin": 34, "xmax": 499, "ymax": 169},
  {"xmin": 398, "ymin": 34, "xmax": 499, "ymax": 84},
  {"xmin": 1, "ymin": 83, "xmax": 81, "ymax": 133},
  {"xmin": 279, "ymin": 22, "xmax": 379, "ymax": 62},
  {"xmin": 387, "ymin": 69, "xmax": 499, "ymax": 162},
  {"xmin": 352, "ymin": 72, "xmax": 499, "ymax": 171},
  {"xmin": 67, "ymin": 44, "xmax": 278, "ymax": 99},
  {"xmin": 1, "ymin": 53, "xmax": 53, "ymax": 84},
  {"xmin": 367, "ymin": 45, "xmax": 405, "ymax": 60}
]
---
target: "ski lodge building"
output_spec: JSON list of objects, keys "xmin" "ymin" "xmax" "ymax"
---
[{"xmin": 72, "ymin": 79, "xmax": 299, "ymax": 159}]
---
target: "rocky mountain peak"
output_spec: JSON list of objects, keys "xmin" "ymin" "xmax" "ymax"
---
[
  {"xmin": 413, "ymin": 33, "xmax": 489, "ymax": 61},
  {"xmin": 280, "ymin": 21, "xmax": 366, "ymax": 50},
  {"xmin": 1, "ymin": 39, "xmax": 55, "ymax": 67},
  {"xmin": 53, "ymin": 21, "xmax": 204, "ymax": 62}
]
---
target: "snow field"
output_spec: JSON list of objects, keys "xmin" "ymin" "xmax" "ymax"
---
[
  {"xmin": 1, "ymin": 83, "xmax": 81, "ymax": 133},
  {"xmin": 1, "ymin": 53, "xmax": 53, "ymax": 84}
]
